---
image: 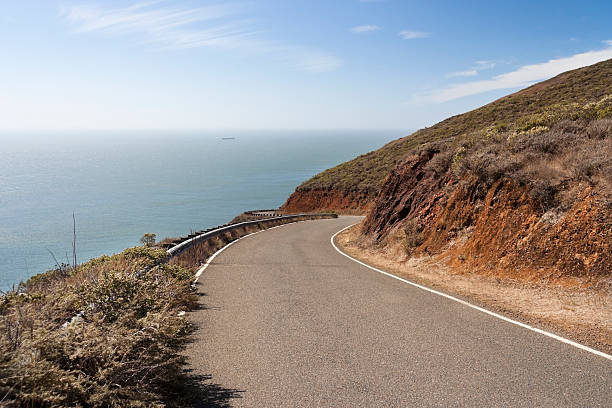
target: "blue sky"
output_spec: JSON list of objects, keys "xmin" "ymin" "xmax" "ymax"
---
[{"xmin": 1, "ymin": 0, "xmax": 611, "ymax": 131}]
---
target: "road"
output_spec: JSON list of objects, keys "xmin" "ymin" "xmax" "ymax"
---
[{"xmin": 186, "ymin": 216, "xmax": 611, "ymax": 407}]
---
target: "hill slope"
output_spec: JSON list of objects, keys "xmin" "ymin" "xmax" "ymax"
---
[
  {"xmin": 282, "ymin": 59, "xmax": 612, "ymax": 214},
  {"xmin": 284, "ymin": 59, "xmax": 611, "ymax": 287}
]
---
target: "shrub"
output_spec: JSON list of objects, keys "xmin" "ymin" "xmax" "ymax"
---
[
  {"xmin": 586, "ymin": 118, "xmax": 612, "ymax": 139},
  {"xmin": 0, "ymin": 247, "xmax": 201, "ymax": 407},
  {"xmin": 426, "ymin": 149, "xmax": 454, "ymax": 176},
  {"xmin": 451, "ymin": 146, "xmax": 468, "ymax": 176},
  {"xmin": 403, "ymin": 219, "xmax": 424, "ymax": 254},
  {"xmin": 528, "ymin": 179, "xmax": 558, "ymax": 211},
  {"xmin": 140, "ymin": 233, "xmax": 156, "ymax": 247},
  {"xmin": 515, "ymin": 112, "xmax": 553, "ymax": 134},
  {"xmin": 569, "ymin": 140, "xmax": 611, "ymax": 182},
  {"xmin": 551, "ymin": 119, "xmax": 586, "ymax": 134},
  {"xmin": 516, "ymin": 130, "xmax": 576, "ymax": 155}
]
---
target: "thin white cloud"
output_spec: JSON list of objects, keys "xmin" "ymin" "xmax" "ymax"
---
[
  {"xmin": 61, "ymin": 2, "xmax": 242, "ymax": 44},
  {"xmin": 351, "ymin": 25, "xmax": 381, "ymax": 33},
  {"xmin": 399, "ymin": 30, "xmax": 430, "ymax": 40},
  {"xmin": 445, "ymin": 60, "xmax": 496, "ymax": 78},
  {"xmin": 60, "ymin": 2, "xmax": 342, "ymax": 73},
  {"xmin": 446, "ymin": 69, "xmax": 478, "ymax": 78},
  {"xmin": 290, "ymin": 53, "xmax": 343, "ymax": 73},
  {"xmin": 428, "ymin": 42, "xmax": 612, "ymax": 102},
  {"xmin": 475, "ymin": 60, "xmax": 496, "ymax": 70}
]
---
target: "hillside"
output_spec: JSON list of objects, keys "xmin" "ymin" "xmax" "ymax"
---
[
  {"xmin": 284, "ymin": 59, "xmax": 611, "ymax": 287},
  {"xmin": 299, "ymin": 59, "xmax": 612, "ymax": 351},
  {"xmin": 282, "ymin": 59, "xmax": 612, "ymax": 214}
]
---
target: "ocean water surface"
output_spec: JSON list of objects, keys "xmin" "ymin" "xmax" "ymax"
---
[{"xmin": 1, "ymin": 130, "xmax": 404, "ymax": 290}]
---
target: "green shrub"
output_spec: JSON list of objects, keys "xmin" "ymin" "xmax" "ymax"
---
[{"xmin": 140, "ymin": 233, "xmax": 156, "ymax": 247}]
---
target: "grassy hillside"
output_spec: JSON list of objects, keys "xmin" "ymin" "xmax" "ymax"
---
[{"xmin": 295, "ymin": 59, "xmax": 612, "ymax": 198}]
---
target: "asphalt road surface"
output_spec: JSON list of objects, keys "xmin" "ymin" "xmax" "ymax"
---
[{"xmin": 186, "ymin": 216, "xmax": 611, "ymax": 407}]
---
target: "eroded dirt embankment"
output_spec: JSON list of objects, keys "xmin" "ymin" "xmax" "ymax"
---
[
  {"xmin": 281, "ymin": 188, "xmax": 372, "ymax": 215},
  {"xmin": 360, "ymin": 152, "xmax": 611, "ymax": 288}
]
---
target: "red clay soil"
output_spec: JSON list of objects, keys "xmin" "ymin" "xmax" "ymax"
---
[
  {"xmin": 361, "ymin": 151, "xmax": 454, "ymax": 239},
  {"xmin": 440, "ymin": 181, "xmax": 611, "ymax": 285},
  {"xmin": 361, "ymin": 156, "xmax": 611, "ymax": 287},
  {"xmin": 281, "ymin": 188, "xmax": 372, "ymax": 215}
]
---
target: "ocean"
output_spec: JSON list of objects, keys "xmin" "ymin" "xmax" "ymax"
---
[{"xmin": 0, "ymin": 130, "xmax": 404, "ymax": 290}]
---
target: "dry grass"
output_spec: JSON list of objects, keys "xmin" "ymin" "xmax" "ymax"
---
[
  {"xmin": 401, "ymin": 219, "xmax": 424, "ymax": 254},
  {"xmin": 0, "ymin": 247, "xmax": 205, "ymax": 407},
  {"xmin": 444, "ymin": 116, "xmax": 612, "ymax": 210},
  {"xmin": 337, "ymin": 225, "xmax": 612, "ymax": 354}
]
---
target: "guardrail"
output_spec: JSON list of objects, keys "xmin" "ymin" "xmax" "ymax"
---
[
  {"xmin": 244, "ymin": 209, "xmax": 280, "ymax": 218},
  {"xmin": 165, "ymin": 213, "xmax": 338, "ymax": 259}
]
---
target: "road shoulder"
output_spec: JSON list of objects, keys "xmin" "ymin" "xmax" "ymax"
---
[{"xmin": 335, "ymin": 223, "xmax": 612, "ymax": 355}]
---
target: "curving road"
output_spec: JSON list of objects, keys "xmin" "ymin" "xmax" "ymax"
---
[{"xmin": 186, "ymin": 216, "xmax": 611, "ymax": 407}]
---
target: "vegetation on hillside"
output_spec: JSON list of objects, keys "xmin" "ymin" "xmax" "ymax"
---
[
  {"xmin": 426, "ymin": 98, "xmax": 612, "ymax": 209},
  {"xmin": 0, "ymin": 247, "xmax": 202, "ymax": 407},
  {"xmin": 362, "ymin": 95, "xmax": 611, "ymax": 241},
  {"xmin": 296, "ymin": 59, "xmax": 612, "ymax": 198},
  {"xmin": 357, "ymin": 95, "xmax": 610, "ymax": 287}
]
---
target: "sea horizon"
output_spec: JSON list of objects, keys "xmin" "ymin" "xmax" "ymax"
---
[{"xmin": 1, "ymin": 129, "xmax": 408, "ymax": 290}]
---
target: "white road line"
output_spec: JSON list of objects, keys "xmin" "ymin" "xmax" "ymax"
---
[
  {"xmin": 193, "ymin": 222, "xmax": 298, "ymax": 284},
  {"xmin": 331, "ymin": 223, "xmax": 612, "ymax": 361}
]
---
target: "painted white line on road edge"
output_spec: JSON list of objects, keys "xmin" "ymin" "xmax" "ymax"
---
[
  {"xmin": 331, "ymin": 223, "xmax": 612, "ymax": 361},
  {"xmin": 193, "ymin": 222, "xmax": 298, "ymax": 284}
]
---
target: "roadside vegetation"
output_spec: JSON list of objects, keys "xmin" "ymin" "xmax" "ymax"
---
[
  {"xmin": 0, "ymin": 247, "xmax": 201, "ymax": 407},
  {"xmin": 0, "ymin": 213, "xmax": 336, "ymax": 406}
]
